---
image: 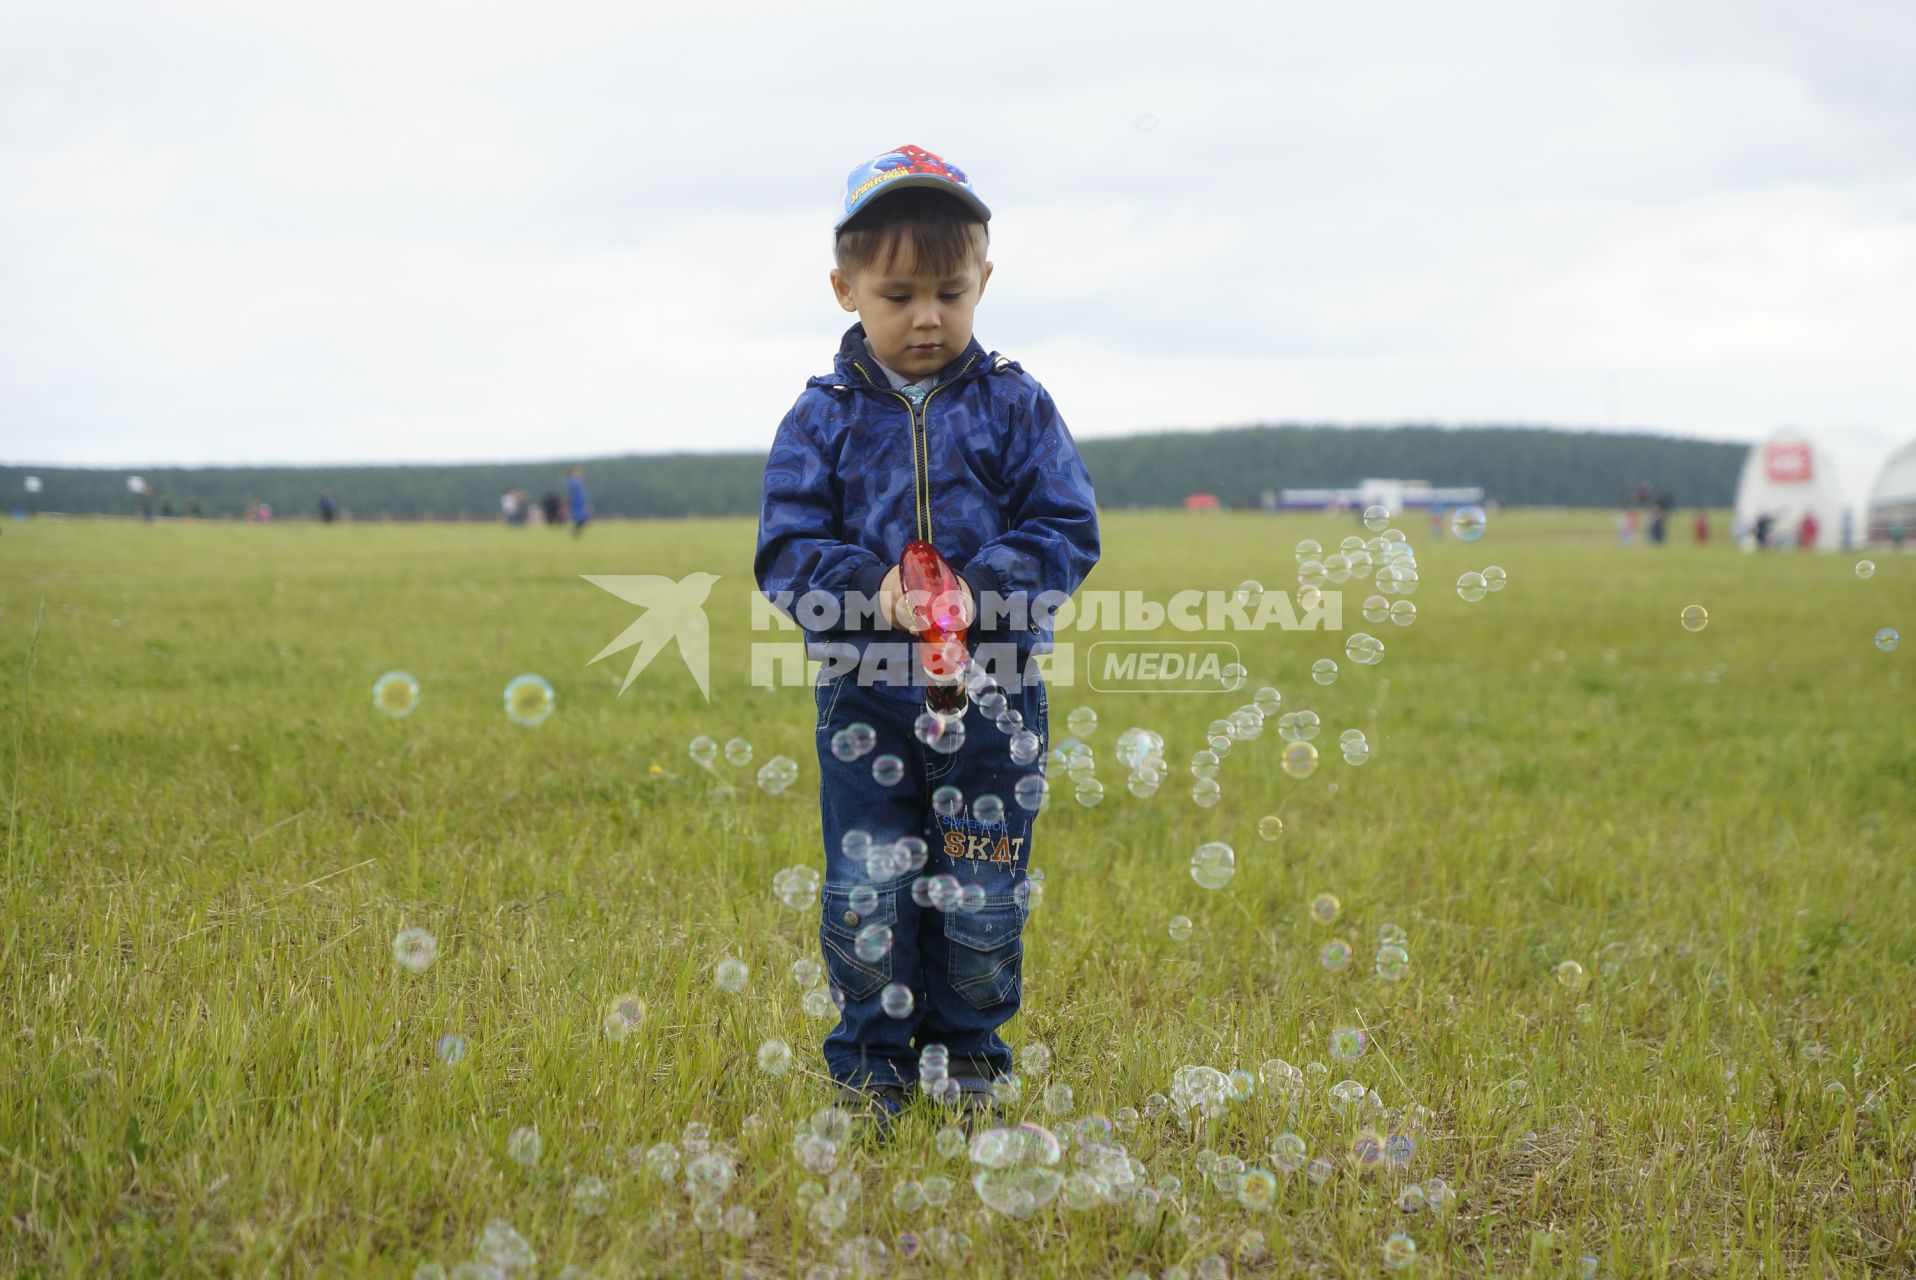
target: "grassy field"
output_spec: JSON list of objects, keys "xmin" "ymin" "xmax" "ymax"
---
[{"xmin": 1, "ymin": 511, "xmax": 1911, "ymax": 1278}]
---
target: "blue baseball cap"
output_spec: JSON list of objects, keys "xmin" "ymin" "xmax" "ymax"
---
[{"xmin": 835, "ymin": 144, "xmax": 991, "ymax": 232}]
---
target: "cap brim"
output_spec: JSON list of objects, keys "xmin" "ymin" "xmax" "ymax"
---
[{"xmin": 836, "ymin": 174, "xmax": 991, "ymax": 230}]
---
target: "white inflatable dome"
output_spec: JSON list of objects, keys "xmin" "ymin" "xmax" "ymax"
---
[
  {"xmin": 1866, "ymin": 439, "xmax": 1916, "ymax": 543},
  {"xmin": 1734, "ymin": 430, "xmax": 1848, "ymax": 551}
]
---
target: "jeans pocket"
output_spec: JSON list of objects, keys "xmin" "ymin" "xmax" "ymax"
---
[
  {"xmin": 943, "ymin": 895, "xmax": 1024, "ymax": 1011},
  {"xmin": 819, "ymin": 882, "xmax": 896, "ymax": 1001}
]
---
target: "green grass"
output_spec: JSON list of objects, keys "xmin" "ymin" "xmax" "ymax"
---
[{"xmin": 1, "ymin": 511, "xmax": 1911, "ymax": 1277}]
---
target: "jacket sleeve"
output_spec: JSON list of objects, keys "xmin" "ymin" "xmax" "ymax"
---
[
  {"xmin": 754, "ymin": 401, "xmax": 890, "ymax": 630},
  {"xmin": 958, "ymin": 383, "xmax": 1100, "ymax": 626}
]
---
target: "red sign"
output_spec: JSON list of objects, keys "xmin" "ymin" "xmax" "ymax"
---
[{"xmin": 1765, "ymin": 443, "xmax": 1812, "ymax": 483}]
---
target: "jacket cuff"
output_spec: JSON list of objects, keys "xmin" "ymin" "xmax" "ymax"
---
[{"xmin": 959, "ymin": 559, "xmax": 1003, "ymax": 605}]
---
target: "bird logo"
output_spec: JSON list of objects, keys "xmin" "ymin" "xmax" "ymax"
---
[{"xmin": 582, "ymin": 572, "xmax": 720, "ymax": 699}]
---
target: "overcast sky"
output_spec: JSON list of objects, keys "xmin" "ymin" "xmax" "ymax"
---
[{"xmin": 3, "ymin": 0, "xmax": 1913, "ymax": 500}]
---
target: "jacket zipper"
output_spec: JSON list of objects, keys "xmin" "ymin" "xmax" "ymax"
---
[{"xmin": 851, "ymin": 352, "xmax": 980, "ymax": 545}]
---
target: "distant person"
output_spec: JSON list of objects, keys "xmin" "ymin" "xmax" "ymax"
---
[
  {"xmin": 159, "ymin": 494, "xmax": 174, "ymax": 518},
  {"xmin": 1616, "ymin": 508, "xmax": 1636, "ymax": 546},
  {"xmin": 566, "ymin": 466, "xmax": 592, "ymax": 538},
  {"xmin": 1649, "ymin": 508, "xmax": 1667, "ymax": 545},
  {"xmin": 319, "ymin": 490, "xmax": 338, "ymax": 523},
  {"xmin": 1840, "ymin": 508, "xmax": 1854, "ymax": 552},
  {"xmin": 1754, "ymin": 513, "xmax": 1774, "ymax": 550},
  {"xmin": 1798, "ymin": 510, "xmax": 1819, "ymax": 551},
  {"xmin": 542, "ymin": 490, "xmax": 562, "ymax": 527},
  {"xmin": 259, "ymin": 501, "xmax": 273, "ymax": 522},
  {"xmin": 1693, "ymin": 510, "xmax": 1709, "ymax": 544},
  {"xmin": 501, "ymin": 490, "xmax": 520, "ymax": 525},
  {"xmin": 1894, "ymin": 519, "xmax": 1907, "ymax": 550},
  {"xmin": 140, "ymin": 490, "xmax": 154, "ymax": 522}
]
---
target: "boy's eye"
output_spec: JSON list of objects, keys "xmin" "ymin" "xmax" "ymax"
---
[{"xmin": 885, "ymin": 293, "xmax": 964, "ymax": 303}]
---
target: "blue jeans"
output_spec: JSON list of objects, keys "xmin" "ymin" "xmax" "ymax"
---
[{"xmin": 812, "ymin": 670, "xmax": 1048, "ymax": 1088}]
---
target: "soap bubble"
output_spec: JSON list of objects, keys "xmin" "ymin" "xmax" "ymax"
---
[
  {"xmin": 1022, "ymin": 1042, "xmax": 1053, "ymax": 1075},
  {"xmin": 1237, "ymin": 1167, "xmax": 1278, "ymax": 1210},
  {"xmin": 1067, "ymin": 706, "xmax": 1098, "ymax": 737},
  {"xmin": 802, "ymin": 987, "xmax": 836, "ymax": 1018},
  {"xmin": 689, "ymin": 735, "xmax": 718, "ymax": 767},
  {"xmin": 603, "ymin": 993, "xmax": 644, "ymax": 1041},
  {"xmin": 1043, "ymin": 1082, "xmax": 1074, "ymax": 1114},
  {"xmin": 392, "ymin": 927, "xmax": 438, "ymax": 974},
  {"xmin": 935, "ymin": 1126, "xmax": 967, "ymax": 1158},
  {"xmin": 1190, "ymin": 777, "xmax": 1221, "ymax": 807},
  {"xmin": 714, "ymin": 958, "xmax": 749, "ymax": 993},
  {"xmin": 972, "ymin": 794, "xmax": 1006, "ymax": 825},
  {"xmin": 1309, "ymin": 893, "xmax": 1340, "ymax": 925},
  {"xmin": 792, "ymin": 957, "xmax": 823, "ymax": 987},
  {"xmin": 1450, "ymin": 505, "xmax": 1486, "ymax": 541},
  {"xmin": 1363, "ymin": 504, "xmax": 1390, "ymax": 532},
  {"xmin": 1876, "ymin": 627, "xmax": 1900, "ymax": 653},
  {"xmin": 855, "ymin": 924, "xmax": 893, "ymax": 963},
  {"xmin": 373, "ymin": 671, "xmax": 420, "ymax": 718},
  {"xmin": 1311, "ymin": 658, "xmax": 1338, "ymax": 686},
  {"xmin": 1330, "ymin": 1027, "xmax": 1367, "ymax": 1062},
  {"xmin": 1319, "ymin": 940, "xmax": 1353, "ymax": 972},
  {"xmin": 1556, "ymin": 959, "xmax": 1587, "ymax": 989},
  {"xmin": 1383, "ymin": 1232, "xmax": 1418, "ymax": 1270},
  {"xmin": 1482, "ymin": 564, "xmax": 1507, "ymax": 592},
  {"xmin": 1009, "ymin": 730, "xmax": 1043, "ymax": 765},
  {"xmin": 1076, "ymin": 778, "xmax": 1106, "ymax": 807},
  {"xmin": 1282, "ymin": 742, "xmax": 1319, "ymax": 779},
  {"xmin": 1220, "ymin": 662, "xmax": 1248, "ymax": 692},
  {"xmin": 1257, "ymin": 814, "xmax": 1283, "ymax": 840},
  {"xmin": 723, "ymin": 737, "xmax": 753, "ymax": 766},
  {"xmin": 1253, "ymin": 686, "xmax": 1282, "ymax": 716},
  {"xmin": 1191, "ymin": 841, "xmax": 1237, "ymax": 889},
  {"xmin": 435, "ymin": 1033, "xmax": 467, "ymax": 1065},
  {"xmin": 758, "ymin": 755, "xmax": 800, "ymax": 795},
  {"xmin": 503, "ymin": 674, "xmax": 555, "ymax": 727},
  {"xmin": 1345, "ymin": 633, "xmax": 1384, "ymax": 665},
  {"xmin": 507, "ymin": 1126, "xmax": 542, "ymax": 1167},
  {"xmin": 1234, "ymin": 579, "xmax": 1264, "ymax": 606},
  {"xmin": 872, "ymin": 754, "xmax": 905, "ymax": 786},
  {"xmin": 880, "ymin": 983, "xmax": 914, "ymax": 1018},
  {"xmin": 1457, "ymin": 572, "xmax": 1488, "ymax": 604},
  {"xmin": 1855, "ymin": 560, "xmax": 1875, "ymax": 579},
  {"xmin": 1295, "ymin": 538, "xmax": 1322, "ymax": 562},
  {"xmin": 1375, "ymin": 944, "xmax": 1410, "ymax": 981},
  {"xmin": 572, "ymin": 1174, "xmax": 610, "ymax": 1216},
  {"xmin": 1681, "ymin": 604, "xmax": 1709, "ymax": 631},
  {"xmin": 757, "ymin": 1039, "xmax": 794, "ymax": 1074},
  {"xmin": 1389, "ymin": 600, "xmax": 1417, "ymax": 627},
  {"xmin": 1168, "ymin": 915, "xmax": 1194, "ymax": 942}
]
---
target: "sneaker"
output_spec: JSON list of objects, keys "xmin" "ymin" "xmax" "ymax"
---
[
  {"xmin": 945, "ymin": 1059, "xmax": 1008, "ymax": 1127},
  {"xmin": 834, "ymin": 1081, "xmax": 912, "ymax": 1138}
]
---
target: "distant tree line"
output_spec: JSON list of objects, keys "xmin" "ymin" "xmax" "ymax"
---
[{"xmin": 2, "ymin": 424, "xmax": 1745, "ymax": 520}]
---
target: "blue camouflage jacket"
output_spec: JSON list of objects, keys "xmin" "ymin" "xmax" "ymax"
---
[{"xmin": 754, "ymin": 321, "xmax": 1100, "ymax": 693}]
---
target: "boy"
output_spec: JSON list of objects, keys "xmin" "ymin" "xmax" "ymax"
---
[{"xmin": 754, "ymin": 144, "xmax": 1100, "ymax": 1127}]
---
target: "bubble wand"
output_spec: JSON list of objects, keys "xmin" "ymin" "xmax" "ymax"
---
[{"xmin": 898, "ymin": 539, "xmax": 969, "ymax": 716}]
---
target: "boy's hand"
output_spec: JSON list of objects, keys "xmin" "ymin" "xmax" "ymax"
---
[{"xmin": 879, "ymin": 565, "xmax": 975, "ymax": 631}]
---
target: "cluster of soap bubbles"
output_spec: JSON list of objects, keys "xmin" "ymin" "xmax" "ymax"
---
[
  {"xmin": 1455, "ymin": 565, "xmax": 1507, "ymax": 604},
  {"xmin": 689, "ymin": 734, "xmax": 797, "ymax": 794},
  {"xmin": 773, "ymin": 864, "xmax": 822, "ymax": 911},
  {"xmin": 370, "ymin": 671, "xmax": 560, "ymax": 727}
]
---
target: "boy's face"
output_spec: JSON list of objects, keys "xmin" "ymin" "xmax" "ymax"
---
[{"xmin": 830, "ymin": 225, "xmax": 992, "ymax": 380}]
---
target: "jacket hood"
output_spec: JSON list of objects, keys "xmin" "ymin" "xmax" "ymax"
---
[{"xmin": 807, "ymin": 321, "xmax": 1014, "ymax": 395}]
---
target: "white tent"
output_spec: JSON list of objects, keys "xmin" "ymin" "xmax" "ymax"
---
[
  {"xmin": 1733, "ymin": 429, "xmax": 1848, "ymax": 551},
  {"xmin": 1865, "ymin": 439, "xmax": 1916, "ymax": 544}
]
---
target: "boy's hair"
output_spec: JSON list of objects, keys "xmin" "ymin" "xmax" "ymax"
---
[{"xmin": 834, "ymin": 187, "xmax": 989, "ymax": 283}]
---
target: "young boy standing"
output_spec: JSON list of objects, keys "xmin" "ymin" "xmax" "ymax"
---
[{"xmin": 754, "ymin": 145, "xmax": 1100, "ymax": 1125}]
